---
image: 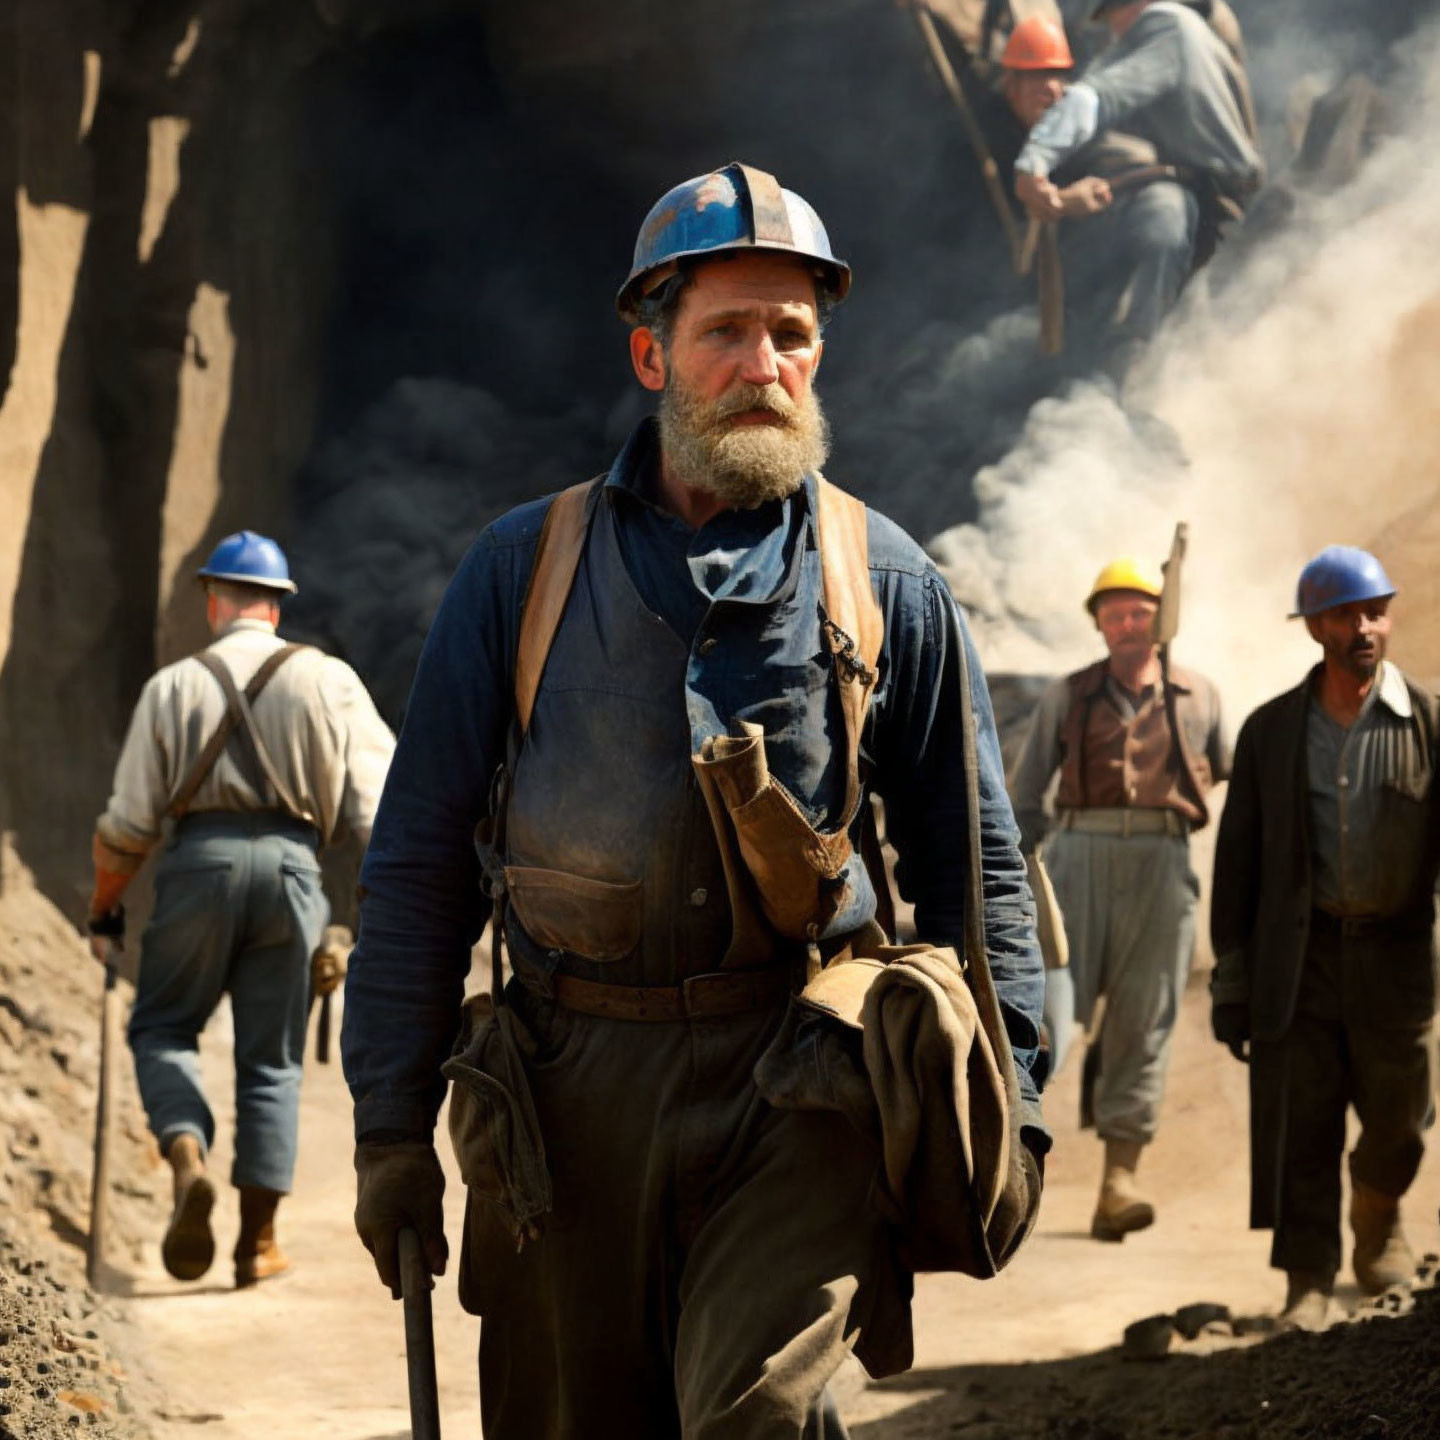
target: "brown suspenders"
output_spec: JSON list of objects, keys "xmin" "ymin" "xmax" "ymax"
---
[{"xmin": 166, "ymin": 643, "xmax": 310, "ymax": 821}]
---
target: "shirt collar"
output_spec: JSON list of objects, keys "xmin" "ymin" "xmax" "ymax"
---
[
  {"xmin": 219, "ymin": 618, "xmax": 278, "ymax": 638},
  {"xmin": 604, "ymin": 416, "xmax": 818, "ymax": 610},
  {"xmin": 1304, "ymin": 659, "xmax": 1413, "ymax": 722},
  {"xmin": 1375, "ymin": 660, "xmax": 1413, "ymax": 719}
]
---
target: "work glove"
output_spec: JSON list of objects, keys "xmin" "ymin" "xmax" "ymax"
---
[
  {"xmin": 86, "ymin": 907, "xmax": 125, "ymax": 965},
  {"xmin": 310, "ymin": 925, "xmax": 352, "ymax": 999},
  {"xmin": 354, "ymin": 1141, "xmax": 448, "ymax": 1299},
  {"xmin": 1211, "ymin": 1002, "xmax": 1250, "ymax": 1064}
]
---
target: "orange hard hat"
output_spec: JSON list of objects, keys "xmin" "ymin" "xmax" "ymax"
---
[{"xmin": 1001, "ymin": 16, "xmax": 1075, "ymax": 71}]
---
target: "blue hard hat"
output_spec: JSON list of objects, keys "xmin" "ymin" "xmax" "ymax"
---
[
  {"xmin": 196, "ymin": 530, "xmax": 297, "ymax": 595},
  {"xmin": 616, "ymin": 162, "xmax": 851, "ymax": 323},
  {"xmin": 1289, "ymin": 545, "xmax": 1395, "ymax": 619}
]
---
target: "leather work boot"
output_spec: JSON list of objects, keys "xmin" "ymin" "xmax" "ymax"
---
[
  {"xmin": 1351, "ymin": 1180, "xmax": 1415, "ymax": 1295},
  {"xmin": 1090, "ymin": 1139, "xmax": 1156, "ymax": 1242},
  {"xmin": 1278, "ymin": 1270, "xmax": 1334, "ymax": 1332},
  {"xmin": 161, "ymin": 1134, "xmax": 217, "ymax": 1282},
  {"xmin": 234, "ymin": 1186, "xmax": 291, "ymax": 1288}
]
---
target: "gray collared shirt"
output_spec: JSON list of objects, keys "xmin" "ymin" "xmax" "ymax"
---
[{"xmin": 1307, "ymin": 661, "xmax": 1423, "ymax": 916}]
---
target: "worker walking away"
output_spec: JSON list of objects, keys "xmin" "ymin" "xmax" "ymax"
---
[
  {"xmin": 344, "ymin": 162, "xmax": 1047, "ymax": 1437},
  {"xmin": 1211, "ymin": 547, "xmax": 1440, "ymax": 1331},
  {"xmin": 86, "ymin": 532, "xmax": 394, "ymax": 1286},
  {"xmin": 1013, "ymin": 0, "xmax": 1261, "ymax": 378},
  {"xmin": 1009, "ymin": 556, "xmax": 1228, "ymax": 1240}
]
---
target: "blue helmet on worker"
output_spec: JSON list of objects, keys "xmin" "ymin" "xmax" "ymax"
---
[
  {"xmin": 196, "ymin": 530, "xmax": 298, "ymax": 595},
  {"xmin": 1289, "ymin": 545, "xmax": 1395, "ymax": 619},
  {"xmin": 616, "ymin": 162, "xmax": 851, "ymax": 324}
]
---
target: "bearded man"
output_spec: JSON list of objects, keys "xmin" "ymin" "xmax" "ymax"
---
[{"xmin": 342, "ymin": 163, "xmax": 1046, "ymax": 1437}]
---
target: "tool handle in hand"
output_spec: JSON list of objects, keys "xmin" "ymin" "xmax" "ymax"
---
[
  {"xmin": 86, "ymin": 954, "xmax": 120, "ymax": 1290},
  {"xmin": 399, "ymin": 1227, "xmax": 441, "ymax": 1440},
  {"xmin": 316, "ymin": 991, "xmax": 332, "ymax": 1064}
]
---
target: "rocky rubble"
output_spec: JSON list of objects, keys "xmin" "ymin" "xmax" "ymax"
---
[
  {"xmin": 0, "ymin": 1230, "xmax": 146, "ymax": 1440},
  {"xmin": 0, "ymin": 858, "xmax": 167, "ymax": 1437}
]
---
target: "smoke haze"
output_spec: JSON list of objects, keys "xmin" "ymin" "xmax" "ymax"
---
[
  {"xmin": 932, "ymin": 9, "xmax": 1440, "ymax": 721},
  {"xmin": 283, "ymin": 1, "xmax": 1440, "ymax": 728}
]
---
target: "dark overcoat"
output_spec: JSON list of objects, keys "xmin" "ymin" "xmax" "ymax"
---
[{"xmin": 1209, "ymin": 663, "xmax": 1440, "ymax": 1227}]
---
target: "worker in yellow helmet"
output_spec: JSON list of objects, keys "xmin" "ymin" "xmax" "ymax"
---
[{"xmin": 1008, "ymin": 555, "xmax": 1229, "ymax": 1241}]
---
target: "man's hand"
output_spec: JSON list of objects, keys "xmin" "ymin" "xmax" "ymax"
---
[
  {"xmin": 1058, "ymin": 176, "xmax": 1113, "ymax": 218},
  {"xmin": 1211, "ymin": 1002, "xmax": 1250, "ymax": 1064},
  {"xmin": 311, "ymin": 925, "xmax": 352, "ymax": 999},
  {"xmin": 86, "ymin": 908, "xmax": 125, "ymax": 966},
  {"xmin": 1016, "ymin": 171, "xmax": 1065, "ymax": 223},
  {"xmin": 354, "ymin": 1141, "xmax": 448, "ymax": 1299}
]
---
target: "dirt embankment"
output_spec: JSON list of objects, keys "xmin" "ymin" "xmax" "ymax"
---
[{"xmin": 0, "ymin": 843, "xmax": 165, "ymax": 1438}]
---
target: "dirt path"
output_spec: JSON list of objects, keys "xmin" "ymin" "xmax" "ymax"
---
[{"xmin": 105, "ymin": 954, "xmax": 1439, "ymax": 1439}]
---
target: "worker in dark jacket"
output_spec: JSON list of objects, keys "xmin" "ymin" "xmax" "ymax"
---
[
  {"xmin": 344, "ymin": 163, "xmax": 1046, "ymax": 1437},
  {"xmin": 1211, "ymin": 546, "xmax": 1440, "ymax": 1332}
]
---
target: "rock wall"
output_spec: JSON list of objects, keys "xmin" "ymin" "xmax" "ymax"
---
[{"xmin": 0, "ymin": 1, "xmax": 332, "ymax": 909}]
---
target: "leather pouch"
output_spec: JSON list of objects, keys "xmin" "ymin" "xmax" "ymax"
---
[
  {"xmin": 506, "ymin": 865, "xmax": 643, "ymax": 963},
  {"xmin": 441, "ymin": 993, "xmax": 553, "ymax": 1252},
  {"xmin": 694, "ymin": 721, "xmax": 852, "ymax": 941}
]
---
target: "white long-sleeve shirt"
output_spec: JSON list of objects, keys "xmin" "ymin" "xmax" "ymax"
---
[{"xmin": 97, "ymin": 619, "xmax": 395, "ymax": 859}]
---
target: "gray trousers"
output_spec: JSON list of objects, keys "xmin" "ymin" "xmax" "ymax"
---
[
  {"xmin": 1044, "ymin": 828, "xmax": 1198, "ymax": 1144},
  {"xmin": 1254, "ymin": 925, "xmax": 1436, "ymax": 1277},
  {"xmin": 128, "ymin": 813, "xmax": 329, "ymax": 1191},
  {"xmin": 1063, "ymin": 179, "xmax": 1199, "ymax": 367},
  {"xmin": 461, "ymin": 989, "xmax": 887, "ymax": 1438}
]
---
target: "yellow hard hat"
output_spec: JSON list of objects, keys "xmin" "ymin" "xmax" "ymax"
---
[{"xmin": 1085, "ymin": 557, "xmax": 1163, "ymax": 615}]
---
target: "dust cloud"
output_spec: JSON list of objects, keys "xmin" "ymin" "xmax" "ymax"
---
[{"xmin": 932, "ymin": 11, "xmax": 1440, "ymax": 721}]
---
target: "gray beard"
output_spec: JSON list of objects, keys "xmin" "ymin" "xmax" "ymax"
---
[{"xmin": 658, "ymin": 377, "xmax": 831, "ymax": 510}]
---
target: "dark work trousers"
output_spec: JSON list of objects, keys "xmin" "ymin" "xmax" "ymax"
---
[
  {"xmin": 462, "ymin": 992, "xmax": 887, "ymax": 1439},
  {"xmin": 1257, "ymin": 924, "xmax": 1436, "ymax": 1278}
]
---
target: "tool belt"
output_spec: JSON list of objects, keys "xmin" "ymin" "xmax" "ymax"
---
[
  {"xmin": 1310, "ymin": 906, "xmax": 1434, "ymax": 943},
  {"xmin": 519, "ymin": 964, "xmax": 792, "ymax": 1023},
  {"xmin": 1057, "ymin": 807, "xmax": 1188, "ymax": 838}
]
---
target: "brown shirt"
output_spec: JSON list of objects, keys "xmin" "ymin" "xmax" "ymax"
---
[{"xmin": 1008, "ymin": 659, "xmax": 1230, "ymax": 851}]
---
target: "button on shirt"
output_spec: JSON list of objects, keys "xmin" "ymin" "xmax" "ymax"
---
[{"xmin": 1307, "ymin": 661, "xmax": 1427, "ymax": 917}]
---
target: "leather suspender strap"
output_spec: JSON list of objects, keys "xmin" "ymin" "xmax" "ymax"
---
[
  {"xmin": 814, "ymin": 475, "xmax": 883, "ymax": 830},
  {"xmin": 166, "ymin": 643, "xmax": 308, "ymax": 820},
  {"xmin": 514, "ymin": 479, "xmax": 600, "ymax": 736}
]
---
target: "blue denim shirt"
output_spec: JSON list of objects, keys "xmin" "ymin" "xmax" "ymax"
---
[{"xmin": 343, "ymin": 420, "xmax": 1047, "ymax": 1146}]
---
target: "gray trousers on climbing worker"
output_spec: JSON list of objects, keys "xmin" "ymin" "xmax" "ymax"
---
[
  {"xmin": 1061, "ymin": 179, "xmax": 1199, "ymax": 373},
  {"xmin": 1043, "ymin": 817, "xmax": 1198, "ymax": 1143},
  {"xmin": 128, "ymin": 813, "xmax": 330, "ymax": 1191},
  {"xmin": 460, "ymin": 985, "xmax": 885, "ymax": 1440}
]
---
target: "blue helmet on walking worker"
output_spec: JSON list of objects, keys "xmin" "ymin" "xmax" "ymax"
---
[
  {"xmin": 1289, "ymin": 546, "xmax": 1395, "ymax": 620},
  {"xmin": 616, "ymin": 162, "xmax": 851, "ymax": 324},
  {"xmin": 196, "ymin": 530, "xmax": 298, "ymax": 595}
]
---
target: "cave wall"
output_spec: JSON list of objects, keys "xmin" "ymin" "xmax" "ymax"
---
[{"xmin": 0, "ymin": 0, "xmax": 333, "ymax": 909}]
